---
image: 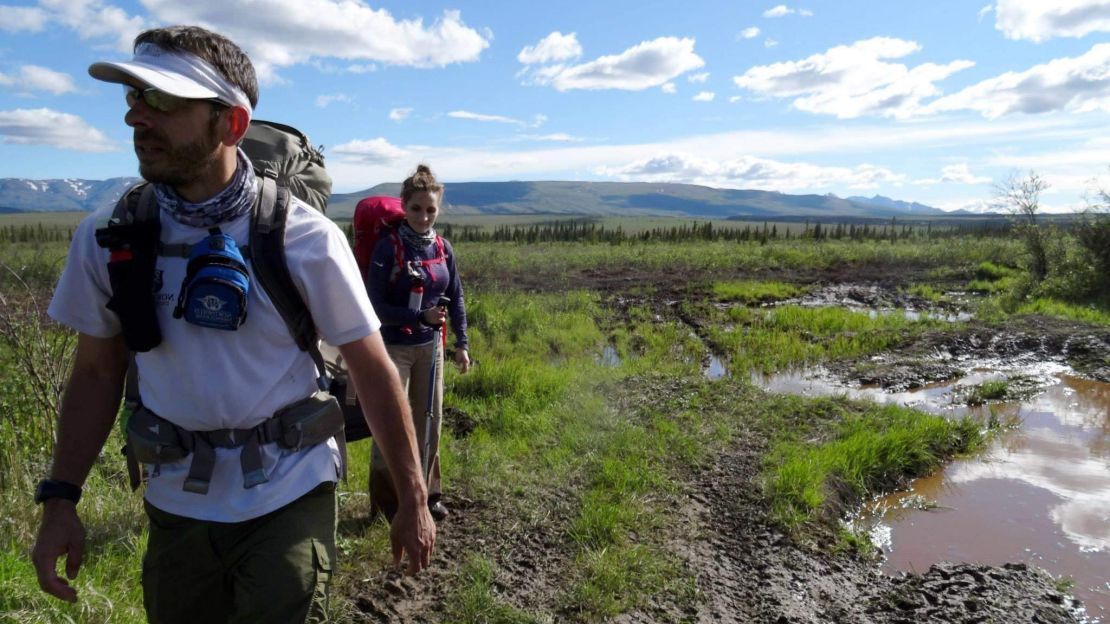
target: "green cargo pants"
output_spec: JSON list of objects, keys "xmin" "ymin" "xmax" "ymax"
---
[{"xmin": 142, "ymin": 481, "xmax": 337, "ymax": 624}]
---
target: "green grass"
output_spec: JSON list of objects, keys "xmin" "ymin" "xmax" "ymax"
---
[
  {"xmin": 712, "ymin": 280, "xmax": 805, "ymax": 304},
  {"xmin": 763, "ymin": 400, "xmax": 983, "ymax": 529},
  {"xmin": 443, "ymin": 556, "xmax": 540, "ymax": 624},
  {"xmin": 975, "ymin": 261, "xmax": 1019, "ymax": 281},
  {"xmin": 1014, "ymin": 298, "xmax": 1110, "ymax": 326},
  {"xmin": 459, "ymin": 237, "xmax": 1024, "ymax": 292},
  {"xmin": 700, "ymin": 303, "xmax": 946, "ymax": 374},
  {"xmin": 905, "ymin": 284, "xmax": 945, "ymax": 303},
  {"xmin": 965, "ymin": 380, "xmax": 1010, "ymax": 406}
]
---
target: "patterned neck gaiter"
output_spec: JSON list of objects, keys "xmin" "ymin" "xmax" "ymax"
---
[
  {"xmin": 398, "ymin": 221, "xmax": 437, "ymax": 249},
  {"xmin": 154, "ymin": 148, "xmax": 257, "ymax": 228}
]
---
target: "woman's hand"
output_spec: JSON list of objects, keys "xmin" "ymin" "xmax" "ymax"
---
[
  {"xmin": 421, "ymin": 306, "xmax": 447, "ymax": 326},
  {"xmin": 454, "ymin": 348, "xmax": 471, "ymax": 374}
]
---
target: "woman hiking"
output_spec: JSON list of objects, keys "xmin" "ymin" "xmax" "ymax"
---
[{"xmin": 367, "ymin": 164, "xmax": 470, "ymax": 522}]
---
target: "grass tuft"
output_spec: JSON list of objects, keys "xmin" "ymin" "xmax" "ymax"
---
[{"xmin": 764, "ymin": 401, "xmax": 982, "ymax": 529}]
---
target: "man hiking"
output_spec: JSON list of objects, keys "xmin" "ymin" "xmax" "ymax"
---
[{"xmin": 30, "ymin": 25, "xmax": 434, "ymax": 623}]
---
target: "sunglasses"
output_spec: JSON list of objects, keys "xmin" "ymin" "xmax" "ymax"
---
[{"xmin": 124, "ymin": 85, "xmax": 226, "ymax": 114}]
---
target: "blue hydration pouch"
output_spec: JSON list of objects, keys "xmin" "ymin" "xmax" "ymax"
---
[{"xmin": 173, "ymin": 227, "xmax": 250, "ymax": 330}]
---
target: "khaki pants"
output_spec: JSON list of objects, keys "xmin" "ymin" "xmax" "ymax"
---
[
  {"xmin": 142, "ymin": 481, "xmax": 336, "ymax": 624},
  {"xmin": 369, "ymin": 340, "xmax": 443, "ymax": 519}
]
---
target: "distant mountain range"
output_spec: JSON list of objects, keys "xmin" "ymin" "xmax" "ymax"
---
[
  {"xmin": 329, "ymin": 182, "xmax": 970, "ymax": 219},
  {"xmin": 1, "ymin": 176, "xmax": 978, "ymax": 219},
  {"xmin": 0, "ymin": 177, "xmax": 140, "ymax": 213}
]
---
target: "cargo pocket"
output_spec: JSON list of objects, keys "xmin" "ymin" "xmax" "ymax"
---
[{"xmin": 306, "ymin": 538, "xmax": 333, "ymax": 624}]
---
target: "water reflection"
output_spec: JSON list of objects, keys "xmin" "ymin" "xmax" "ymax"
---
[
  {"xmin": 755, "ymin": 365, "xmax": 1110, "ymax": 617},
  {"xmin": 599, "ymin": 343, "xmax": 621, "ymax": 367},
  {"xmin": 705, "ymin": 354, "xmax": 728, "ymax": 379}
]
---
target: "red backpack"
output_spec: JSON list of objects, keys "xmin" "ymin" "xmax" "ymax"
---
[
  {"xmin": 352, "ymin": 196, "xmax": 445, "ymax": 284},
  {"xmin": 353, "ymin": 196, "xmax": 404, "ymax": 283}
]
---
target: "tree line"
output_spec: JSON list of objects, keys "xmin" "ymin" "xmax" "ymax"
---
[{"xmin": 337, "ymin": 218, "xmax": 1016, "ymax": 246}]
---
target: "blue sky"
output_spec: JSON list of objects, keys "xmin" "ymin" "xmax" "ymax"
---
[{"xmin": 1, "ymin": 0, "xmax": 1109, "ymax": 212}]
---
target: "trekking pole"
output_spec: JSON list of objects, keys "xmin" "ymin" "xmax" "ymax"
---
[{"xmin": 421, "ymin": 297, "xmax": 449, "ymax": 483}]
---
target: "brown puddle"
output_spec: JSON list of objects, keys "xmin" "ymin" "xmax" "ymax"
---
[{"xmin": 754, "ymin": 366, "xmax": 1110, "ymax": 621}]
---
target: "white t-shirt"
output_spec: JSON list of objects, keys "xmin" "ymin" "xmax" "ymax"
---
[{"xmin": 49, "ymin": 194, "xmax": 379, "ymax": 522}]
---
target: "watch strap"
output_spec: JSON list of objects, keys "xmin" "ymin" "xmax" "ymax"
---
[{"xmin": 35, "ymin": 478, "xmax": 82, "ymax": 505}]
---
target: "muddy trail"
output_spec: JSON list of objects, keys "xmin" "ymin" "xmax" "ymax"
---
[
  {"xmin": 347, "ymin": 274, "xmax": 1108, "ymax": 623},
  {"xmin": 612, "ymin": 378, "xmax": 1083, "ymax": 624}
]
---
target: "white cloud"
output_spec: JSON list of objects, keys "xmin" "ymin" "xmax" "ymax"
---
[
  {"xmin": 0, "ymin": 108, "xmax": 116, "ymax": 152},
  {"xmin": 597, "ymin": 151, "xmax": 904, "ymax": 191},
  {"xmin": 929, "ymin": 43, "xmax": 1110, "ymax": 118},
  {"xmin": 140, "ymin": 1, "xmax": 491, "ymax": 79},
  {"xmin": 518, "ymin": 31, "xmax": 582, "ymax": 64},
  {"xmin": 0, "ymin": 5, "xmax": 49, "ymax": 31},
  {"xmin": 517, "ymin": 133, "xmax": 584, "ymax": 142},
  {"xmin": 346, "ymin": 63, "xmax": 378, "ymax": 74},
  {"xmin": 739, "ymin": 26, "xmax": 761, "ymax": 39},
  {"xmin": 527, "ymin": 36, "xmax": 705, "ymax": 91},
  {"xmin": 994, "ymin": 0, "xmax": 1110, "ymax": 42},
  {"xmin": 315, "ymin": 93, "xmax": 353, "ymax": 108},
  {"xmin": 331, "ymin": 137, "xmax": 408, "ymax": 164},
  {"xmin": 764, "ymin": 38, "xmax": 779, "ymax": 48},
  {"xmin": 322, "ymin": 114, "xmax": 1096, "ymax": 196},
  {"xmin": 693, "ymin": 91, "xmax": 716, "ymax": 102},
  {"xmin": 661, "ymin": 82, "xmax": 677, "ymax": 94},
  {"xmin": 729, "ymin": 95, "xmax": 743, "ymax": 103},
  {"xmin": 0, "ymin": 65, "xmax": 78, "ymax": 95},
  {"xmin": 44, "ymin": 0, "xmax": 145, "ymax": 51},
  {"xmin": 448, "ymin": 110, "xmax": 522, "ymax": 125},
  {"xmin": 941, "ymin": 163, "xmax": 992, "ymax": 184},
  {"xmin": 389, "ymin": 107, "xmax": 413, "ymax": 121},
  {"xmin": 763, "ymin": 5, "xmax": 812, "ymax": 18},
  {"xmin": 688, "ymin": 72, "xmax": 710, "ymax": 83},
  {"xmin": 734, "ymin": 37, "xmax": 974, "ymax": 119},
  {"xmin": 914, "ymin": 163, "xmax": 993, "ymax": 185},
  {"xmin": 0, "ymin": 0, "xmax": 144, "ymax": 51},
  {"xmin": 977, "ymin": 4, "xmax": 994, "ymax": 21}
]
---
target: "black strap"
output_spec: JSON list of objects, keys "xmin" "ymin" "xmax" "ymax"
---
[{"xmin": 249, "ymin": 177, "xmax": 329, "ymax": 389}]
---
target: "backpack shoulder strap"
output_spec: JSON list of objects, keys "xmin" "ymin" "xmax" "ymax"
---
[
  {"xmin": 388, "ymin": 227, "xmax": 406, "ymax": 284},
  {"xmin": 110, "ymin": 182, "xmax": 158, "ymax": 227},
  {"xmin": 248, "ymin": 177, "xmax": 328, "ymax": 389}
]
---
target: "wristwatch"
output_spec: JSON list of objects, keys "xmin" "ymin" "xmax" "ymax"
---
[{"xmin": 34, "ymin": 478, "xmax": 82, "ymax": 505}]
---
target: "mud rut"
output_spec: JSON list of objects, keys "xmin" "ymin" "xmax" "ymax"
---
[{"xmin": 348, "ymin": 270, "xmax": 1105, "ymax": 623}]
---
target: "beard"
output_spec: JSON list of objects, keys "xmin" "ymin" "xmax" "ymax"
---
[{"xmin": 134, "ymin": 119, "xmax": 222, "ymax": 187}]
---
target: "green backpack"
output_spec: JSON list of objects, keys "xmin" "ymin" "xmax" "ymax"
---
[{"xmin": 242, "ymin": 119, "xmax": 331, "ymax": 213}]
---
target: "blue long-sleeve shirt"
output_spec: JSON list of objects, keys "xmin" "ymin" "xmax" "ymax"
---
[{"xmin": 366, "ymin": 231, "xmax": 468, "ymax": 349}]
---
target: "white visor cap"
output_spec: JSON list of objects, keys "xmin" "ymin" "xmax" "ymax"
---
[{"xmin": 88, "ymin": 43, "xmax": 253, "ymax": 111}]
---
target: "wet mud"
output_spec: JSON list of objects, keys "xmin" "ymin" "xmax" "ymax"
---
[
  {"xmin": 832, "ymin": 315, "xmax": 1110, "ymax": 390},
  {"xmin": 608, "ymin": 375, "xmax": 1087, "ymax": 624}
]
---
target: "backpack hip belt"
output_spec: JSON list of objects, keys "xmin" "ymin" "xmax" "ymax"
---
[{"xmin": 126, "ymin": 390, "xmax": 344, "ymax": 495}]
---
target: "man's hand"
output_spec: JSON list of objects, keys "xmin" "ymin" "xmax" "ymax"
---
[
  {"xmin": 31, "ymin": 332, "xmax": 127, "ymax": 602},
  {"xmin": 339, "ymin": 333, "xmax": 437, "ymax": 574},
  {"xmin": 31, "ymin": 500, "xmax": 86, "ymax": 602},
  {"xmin": 390, "ymin": 501, "xmax": 436, "ymax": 575}
]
